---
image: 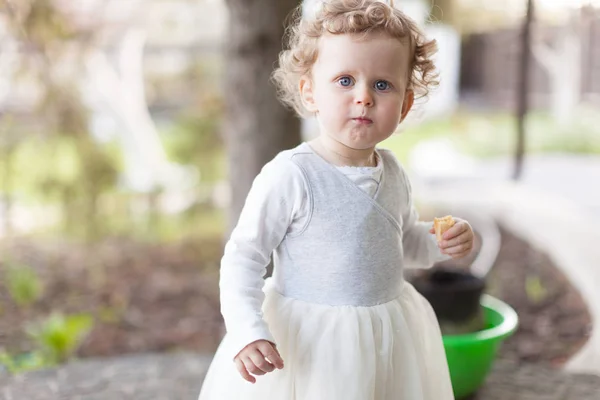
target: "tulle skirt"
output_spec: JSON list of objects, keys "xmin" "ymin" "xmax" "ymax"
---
[{"xmin": 198, "ymin": 278, "xmax": 454, "ymax": 400}]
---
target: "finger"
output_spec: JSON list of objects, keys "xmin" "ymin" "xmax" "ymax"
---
[
  {"xmin": 444, "ymin": 243, "xmax": 472, "ymax": 255},
  {"xmin": 451, "ymin": 250, "xmax": 472, "ymax": 259},
  {"xmin": 242, "ymin": 358, "xmax": 266, "ymax": 377},
  {"xmin": 235, "ymin": 358, "xmax": 256, "ymax": 383},
  {"xmin": 259, "ymin": 342, "xmax": 284, "ymax": 369},
  {"xmin": 440, "ymin": 234, "xmax": 472, "ymax": 249},
  {"xmin": 247, "ymin": 350, "xmax": 274, "ymax": 374},
  {"xmin": 444, "ymin": 242, "xmax": 473, "ymax": 255},
  {"xmin": 443, "ymin": 222, "xmax": 469, "ymax": 240},
  {"xmin": 429, "ymin": 226, "xmax": 435, "ymax": 234}
]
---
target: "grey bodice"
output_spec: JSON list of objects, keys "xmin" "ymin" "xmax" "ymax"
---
[{"xmin": 271, "ymin": 143, "xmax": 407, "ymax": 306}]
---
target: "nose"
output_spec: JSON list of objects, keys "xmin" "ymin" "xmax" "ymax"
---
[{"xmin": 354, "ymin": 85, "xmax": 374, "ymax": 107}]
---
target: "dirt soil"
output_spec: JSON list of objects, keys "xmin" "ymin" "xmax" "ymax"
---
[
  {"xmin": 0, "ymin": 227, "xmax": 592, "ymax": 367},
  {"xmin": 486, "ymin": 227, "xmax": 592, "ymax": 366}
]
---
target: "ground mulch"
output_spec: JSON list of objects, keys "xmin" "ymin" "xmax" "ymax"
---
[
  {"xmin": 487, "ymin": 227, "xmax": 592, "ymax": 366},
  {"xmin": 0, "ymin": 226, "xmax": 592, "ymax": 368}
]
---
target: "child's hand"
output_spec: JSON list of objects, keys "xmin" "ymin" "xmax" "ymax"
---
[
  {"xmin": 429, "ymin": 217, "xmax": 474, "ymax": 259},
  {"xmin": 234, "ymin": 339, "xmax": 284, "ymax": 383}
]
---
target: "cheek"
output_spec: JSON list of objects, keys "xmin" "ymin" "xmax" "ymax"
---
[
  {"xmin": 315, "ymin": 87, "xmax": 346, "ymax": 105},
  {"xmin": 383, "ymin": 98, "xmax": 404, "ymax": 119},
  {"xmin": 315, "ymin": 91, "xmax": 348, "ymax": 119}
]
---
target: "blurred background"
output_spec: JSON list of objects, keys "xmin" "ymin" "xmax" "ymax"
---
[{"xmin": 0, "ymin": 0, "xmax": 599, "ymax": 397}]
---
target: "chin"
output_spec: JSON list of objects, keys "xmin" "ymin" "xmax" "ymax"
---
[
  {"xmin": 343, "ymin": 139, "xmax": 377, "ymax": 150},
  {"xmin": 344, "ymin": 134, "xmax": 381, "ymax": 150},
  {"xmin": 345, "ymin": 128, "xmax": 387, "ymax": 145}
]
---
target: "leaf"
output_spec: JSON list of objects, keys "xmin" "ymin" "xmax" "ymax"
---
[
  {"xmin": 26, "ymin": 313, "xmax": 94, "ymax": 364},
  {"xmin": 4, "ymin": 264, "xmax": 43, "ymax": 308},
  {"xmin": 525, "ymin": 275, "xmax": 547, "ymax": 305}
]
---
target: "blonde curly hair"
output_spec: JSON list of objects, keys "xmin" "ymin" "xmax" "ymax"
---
[{"xmin": 272, "ymin": 0, "xmax": 439, "ymax": 118}]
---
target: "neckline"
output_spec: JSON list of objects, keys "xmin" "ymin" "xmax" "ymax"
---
[
  {"xmin": 336, "ymin": 163, "xmax": 383, "ymax": 173},
  {"xmin": 299, "ymin": 142, "xmax": 402, "ymax": 234},
  {"xmin": 301, "ymin": 142, "xmax": 385, "ymax": 201}
]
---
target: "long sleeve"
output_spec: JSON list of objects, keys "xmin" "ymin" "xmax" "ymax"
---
[
  {"xmin": 399, "ymin": 168, "xmax": 451, "ymax": 269},
  {"xmin": 219, "ymin": 155, "xmax": 307, "ymax": 361}
]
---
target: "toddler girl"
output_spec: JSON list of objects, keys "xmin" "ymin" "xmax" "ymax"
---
[{"xmin": 199, "ymin": 1, "xmax": 474, "ymax": 399}]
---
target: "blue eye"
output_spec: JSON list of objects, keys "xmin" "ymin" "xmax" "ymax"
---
[
  {"xmin": 375, "ymin": 80, "xmax": 390, "ymax": 91},
  {"xmin": 338, "ymin": 76, "xmax": 354, "ymax": 87}
]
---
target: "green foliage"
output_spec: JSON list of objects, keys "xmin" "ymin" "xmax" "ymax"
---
[
  {"xmin": 4, "ymin": 263, "xmax": 43, "ymax": 308},
  {"xmin": 25, "ymin": 313, "xmax": 94, "ymax": 365},
  {"xmin": 3, "ymin": 134, "xmax": 122, "ymax": 240},
  {"xmin": 101, "ymin": 202, "xmax": 225, "ymax": 243},
  {"xmin": 525, "ymin": 275, "xmax": 548, "ymax": 305},
  {"xmin": 162, "ymin": 93, "xmax": 225, "ymax": 184},
  {"xmin": 382, "ymin": 116, "xmax": 456, "ymax": 164},
  {"xmin": 3, "ymin": 0, "xmax": 225, "ymax": 244},
  {"xmin": 0, "ymin": 350, "xmax": 47, "ymax": 374},
  {"xmin": 8, "ymin": 135, "xmax": 121, "ymax": 203},
  {"xmin": 4, "ymin": 0, "xmax": 122, "ymax": 242},
  {"xmin": 0, "ymin": 312, "xmax": 94, "ymax": 374},
  {"xmin": 382, "ymin": 110, "xmax": 600, "ymax": 165},
  {"xmin": 452, "ymin": 110, "xmax": 600, "ymax": 157}
]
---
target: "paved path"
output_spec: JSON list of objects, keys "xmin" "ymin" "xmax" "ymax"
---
[
  {"xmin": 409, "ymin": 149, "xmax": 600, "ymax": 216},
  {"xmin": 411, "ymin": 154, "xmax": 600, "ymax": 376},
  {"xmin": 454, "ymin": 154, "xmax": 600, "ymax": 216},
  {"xmin": 1, "ymin": 353, "xmax": 599, "ymax": 399},
  {"xmin": 0, "ymin": 354, "xmax": 210, "ymax": 400}
]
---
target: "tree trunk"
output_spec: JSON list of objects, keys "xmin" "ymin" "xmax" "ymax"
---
[
  {"xmin": 84, "ymin": 29, "xmax": 174, "ymax": 193},
  {"xmin": 513, "ymin": 0, "xmax": 534, "ymax": 181},
  {"xmin": 531, "ymin": 14, "xmax": 582, "ymax": 128},
  {"xmin": 224, "ymin": 0, "xmax": 301, "ymax": 233}
]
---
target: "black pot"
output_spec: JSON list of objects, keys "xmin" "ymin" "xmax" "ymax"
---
[{"xmin": 412, "ymin": 266, "xmax": 486, "ymax": 323}]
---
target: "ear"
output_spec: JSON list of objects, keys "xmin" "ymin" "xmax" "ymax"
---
[
  {"xmin": 299, "ymin": 75, "xmax": 318, "ymax": 114},
  {"xmin": 399, "ymin": 90, "xmax": 414, "ymax": 123}
]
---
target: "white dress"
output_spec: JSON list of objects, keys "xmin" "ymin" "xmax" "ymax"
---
[{"xmin": 198, "ymin": 144, "xmax": 454, "ymax": 400}]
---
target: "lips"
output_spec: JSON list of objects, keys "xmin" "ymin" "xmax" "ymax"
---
[{"xmin": 352, "ymin": 117, "xmax": 373, "ymax": 124}]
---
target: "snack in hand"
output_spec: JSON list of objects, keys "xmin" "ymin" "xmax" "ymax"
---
[{"xmin": 434, "ymin": 215, "xmax": 456, "ymax": 242}]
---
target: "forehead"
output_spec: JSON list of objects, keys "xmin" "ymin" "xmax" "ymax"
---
[{"xmin": 313, "ymin": 32, "xmax": 411, "ymax": 78}]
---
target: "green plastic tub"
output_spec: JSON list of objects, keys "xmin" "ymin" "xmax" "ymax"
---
[{"xmin": 442, "ymin": 294, "xmax": 519, "ymax": 399}]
